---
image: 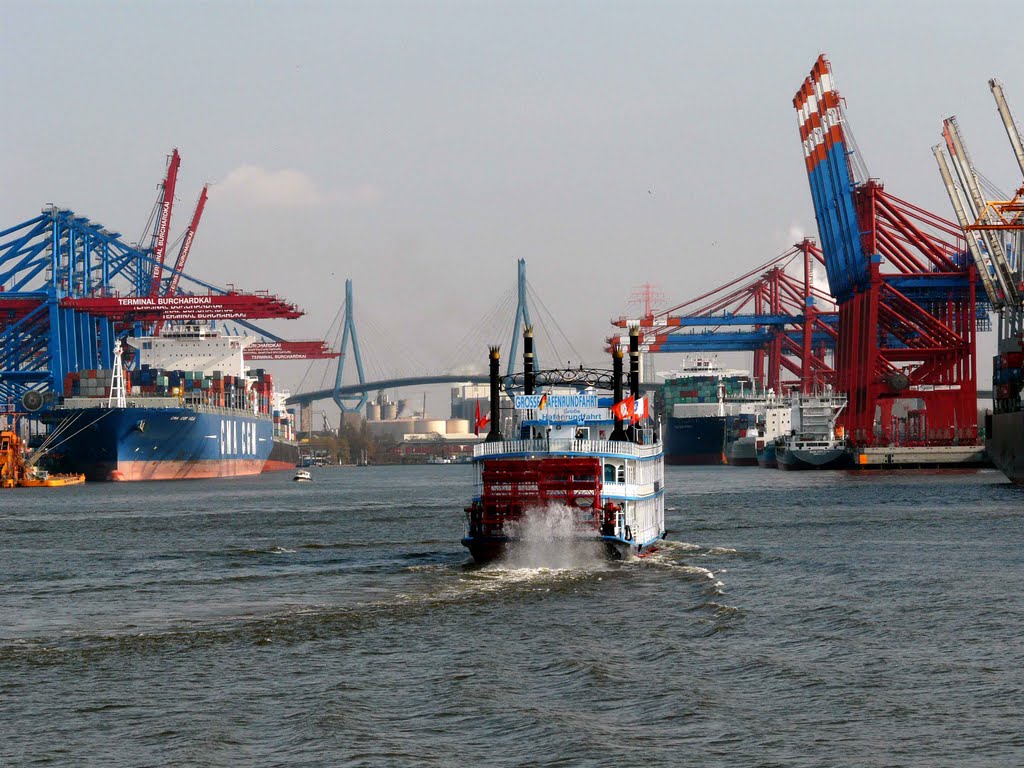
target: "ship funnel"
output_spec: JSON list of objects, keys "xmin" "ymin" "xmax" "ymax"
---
[
  {"xmin": 486, "ymin": 346, "xmax": 503, "ymax": 443},
  {"xmin": 628, "ymin": 326, "xmax": 640, "ymax": 440},
  {"xmin": 523, "ymin": 326, "xmax": 535, "ymax": 396},
  {"xmin": 610, "ymin": 343, "xmax": 627, "ymax": 442},
  {"xmin": 628, "ymin": 326, "xmax": 640, "ymax": 400}
]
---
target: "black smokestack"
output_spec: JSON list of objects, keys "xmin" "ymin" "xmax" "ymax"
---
[
  {"xmin": 627, "ymin": 327, "xmax": 640, "ymax": 441},
  {"xmin": 524, "ymin": 326, "xmax": 535, "ymax": 396},
  {"xmin": 486, "ymin": 346, "xmax": 503, "ymax": 443},
  {"xmin": 629, "ymin": 326, "xmax": 640, "ymax": 400},
  {"xmin": 610, "ymin": 344, "xmax": 626, "ymax": 442}
]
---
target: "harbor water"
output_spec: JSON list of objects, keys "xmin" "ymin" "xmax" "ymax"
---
[{"xmin": 1, "ymin": 466, "xmax": 1022, "ymax": 766}]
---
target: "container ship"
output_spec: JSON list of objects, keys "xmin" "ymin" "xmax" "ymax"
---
[
  {"xmin": 43, "ymin": 325, "xmax": 299, "ymax": 481},
  {"xmin": 462, "ymin": 328, "xmax": 665, "ymax": 563},
  {"xmin": 657, "ymin": 357, "xmax": 761, "ymax": 465}
]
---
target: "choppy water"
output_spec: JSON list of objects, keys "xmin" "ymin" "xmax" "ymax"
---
[{"xmin": 1, "ymin": 466, "xmax": 1022, "ymax": 767}]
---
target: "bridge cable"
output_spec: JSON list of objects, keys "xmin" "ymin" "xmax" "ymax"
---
[
  {"xmin": 525, "ymin": 280, "xmax": 583, "ymax": 364},
  {"xmin": 441, "ymin": 285, "xmax": 518, "ymax": 372}
]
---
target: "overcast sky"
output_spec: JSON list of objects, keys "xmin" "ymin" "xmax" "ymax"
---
[{"xmin": 3, "ymin": 1, "xmax": 1023, "ymax": 414}]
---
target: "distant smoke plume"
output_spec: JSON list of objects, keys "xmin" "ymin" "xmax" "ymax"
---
[
  {"xmin": 218, "ymin": 165, "xmax": 322, "ymax": 208},
  {"xmin": 217, "ymin": 165, "xmax": 382, "ymax": 209}
]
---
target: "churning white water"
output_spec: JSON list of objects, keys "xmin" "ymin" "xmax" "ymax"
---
[{"xmin": 500, "ymin": 504, "xmax": 606, "ymax": 570}]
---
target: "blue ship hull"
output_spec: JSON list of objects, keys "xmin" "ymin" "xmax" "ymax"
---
[
  {"xmin": 46, "ymin": 405, "xmax": 278, "ymax": 481},
  {"xmin": 664, "ymin": 414, "xmax": 755, "ymax": 466},
  {"xmin": 756, "ymin": 442, "xmax": 778, "ymax": 468}
]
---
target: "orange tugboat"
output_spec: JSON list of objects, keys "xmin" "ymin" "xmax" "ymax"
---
[{"xmin": 1, "ymin": 428, "xmax": 85, "ymax": 488}]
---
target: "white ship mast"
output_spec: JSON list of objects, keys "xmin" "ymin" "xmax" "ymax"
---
[{"xmin": 108, "ymin": 340, "xmax": 127, "ymax": 409}]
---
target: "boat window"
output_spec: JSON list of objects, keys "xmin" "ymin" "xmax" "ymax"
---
[
  {"xmin": 604, "ymin": 463, "xmax": 616, "ymax": 482},
  {"xmin": 617, "ymin": 465, "xmax": 626, "ymax": 483}
]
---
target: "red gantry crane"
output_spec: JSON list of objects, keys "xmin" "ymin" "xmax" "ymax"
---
[
  {"xmin": 793, "ymin": 55, "xmax": 981, "ymax": 447},
  {"xmin": 154, "ymin": 185, "xmax": 209, "ymax": 335},
  {"xmin": 611, "ymin": 240, "xmax": 838, "ymax": 395},
  {"xmin": 148, "ymin": 149, "xmax": 181, "ymax": 298}
]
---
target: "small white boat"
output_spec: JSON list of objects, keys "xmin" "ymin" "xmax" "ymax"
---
[{"xmin": 293, "ymin": 469, "xmax": 312, "ymax": 482}]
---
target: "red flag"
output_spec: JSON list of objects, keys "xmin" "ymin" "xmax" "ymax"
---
[
  {"xmin": 631, "ymin": 396, "xmax": 649, "ymax": 424},
  {"xmin": 611, "ymin": 395, "xmax": 635, "ymax": 421},
  {"xmin": 474, "ymin": 399, "xmax": 489, "ymax": 435}
]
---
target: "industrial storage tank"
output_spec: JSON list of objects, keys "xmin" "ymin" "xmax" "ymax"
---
[
  {"xmin": 446, "ymin": 419, "xmax": 470, "ymax": 435},
  {"xmin": 414, "ymin": 419, "xmax": 447, "ymax": 435},
  {"xmin": 366, "ymin": 419, "xmax": 416, "ymax": 441},
  {"xmin": 382, "ymin": 403, "xmax": 398, "ymax": 421},
  {"xmin": 366, "ymin": 402, "xmax": 382, "ymax": 421}
]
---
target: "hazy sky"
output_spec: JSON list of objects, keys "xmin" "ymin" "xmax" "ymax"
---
[{"xmin": 3, "ymin": 1, "xmax": 1023, "ymax": 413}]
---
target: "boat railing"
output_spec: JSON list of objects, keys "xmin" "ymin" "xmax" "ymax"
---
[
  {"xmin": 600, "ymin": 481, "xmax": 657, "ymax": 498},
  {"xmin": 473, "ymin": 438, "xmax": 662, "ymax": 460}
]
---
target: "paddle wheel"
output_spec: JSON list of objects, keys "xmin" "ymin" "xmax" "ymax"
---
[{"xmin": 467, "ymin": 457, "xmax": 604, "ymax": 540}]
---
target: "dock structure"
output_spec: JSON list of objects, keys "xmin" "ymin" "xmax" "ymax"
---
[{"xmin": 850, "ymin": 445, "xmax": 990, "ymax": 470}]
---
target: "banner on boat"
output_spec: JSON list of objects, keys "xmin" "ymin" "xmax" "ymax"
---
[{"xmin": 513, "ymin": 393, "xmax": 606, "ymax": 423}]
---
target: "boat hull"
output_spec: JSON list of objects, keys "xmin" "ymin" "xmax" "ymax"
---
[
  {"xmin": 756, "ymin": 442, "xmax": 778, "ymax": 468},
  {"xmin": 264, "ymin": 437, "xmax": 301, "ymax": 472},
  {"xmin": 986, "ymin": 410, "xmax": 1024, "ymax": 484},
  {"xmin": 727, "ymin": 436, "xmax": 759, "ymax": 466},
  {"xmin": 47, "ymin": 406, "xmax": 276, "ymax": 482},
  {"xmin": 461, "ymin": 534, "xmax": 660, "ymax": 564},
  {"xmin": 776, "ymin": 445, "xmax": 850, "ymax": 471},
  {"xmin": 665, "ymin": 413, "xmax": 757, "ymax": 465},
  {"xmin": 665, "ymin": 415, "xmax": 728, "ymax": 465},
  {"xmin": 18, "ymin": 473, "xmax": 86, "ymax": 487}
]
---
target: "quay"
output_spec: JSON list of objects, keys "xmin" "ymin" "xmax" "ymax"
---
[{"xmin": 850, "ymin": 445, "xmax": 990, "ymax": 470}]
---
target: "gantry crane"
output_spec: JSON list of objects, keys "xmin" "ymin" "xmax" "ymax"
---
[
  {"xmin": 793, "ymin": 54, "xmax": 982, "ymax": 447},
  {"xmin": 934, "ymin": 83, "xmax": 1024, "ymax": 323},
  {"xmin": 146, "ymin": 149, "xmax": 181, "ymax": 298},
  {"xmin": 611, "ymin": 240, "xmax": 839, "ymax": 394},
  {"xmin": 154, "ymin": 185, "xmax": 209, "ymax": 335}
]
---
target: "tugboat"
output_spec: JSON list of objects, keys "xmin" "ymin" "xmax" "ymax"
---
[
  {"xmin": 1, "ymin": 426, "xmax": 85, "ymax": 488},
  {"xmin": 293, "ymin": 468, "xmax": 312, "ymax": 482},
  {"xmin": 775, "ymin": 389, "xmax": 850, "ymax": 470},
  {"xmin": 462, "ymin": 327, "xmax": 666, "ymax": 563}
]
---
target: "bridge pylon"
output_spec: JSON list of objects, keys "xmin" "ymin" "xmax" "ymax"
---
[
  {"xmin": 506, "ymin": 258, "xmax": 535, "ymax": 378},
  {"xmin": 332, "ymin": 279, "xmax": 368, "ymax": 413}
]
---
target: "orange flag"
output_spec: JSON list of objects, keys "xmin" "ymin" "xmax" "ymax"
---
[{"xmin": 611, "ymin": 395, "xmax": 635, "ymax": 421}]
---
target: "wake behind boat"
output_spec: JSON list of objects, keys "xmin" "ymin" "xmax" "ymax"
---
[{"xmin": 463, "ymin": 327, "xmax": 666, "ymax": 563}]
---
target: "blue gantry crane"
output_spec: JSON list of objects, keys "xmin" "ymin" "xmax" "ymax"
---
[{"xmin": 0, "ymin": 152, "xmax": 307, "ymax": 416}]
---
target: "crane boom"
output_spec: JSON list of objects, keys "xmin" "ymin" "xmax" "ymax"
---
[
  {"xmin": 166, "ymin": 185, "xmax": 208, "ymax": 299},
  {"xmin": 942, "ymin": 117, "xmax": 1020, "ymax": 305},
  {"xmin": 149, "ymin": 148, "xmax": 181, "ymax": 298},
  {"xmin": 990, "ymin": 79, "xmax": 1024, "ymax": 180},
  {"xmin": 933, "ymin": 143, "xmax": 1004, "ymax": 308},
  {"xmin": 155, "ymin": 185, "xmax": 209, "ymax": 336}
]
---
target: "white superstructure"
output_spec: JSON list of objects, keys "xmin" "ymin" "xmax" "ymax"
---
[{"xmin": 125, "ymin": 324, "xmax": 252, "ymax": 379}]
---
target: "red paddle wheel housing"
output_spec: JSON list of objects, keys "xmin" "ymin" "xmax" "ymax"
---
[{"xmin": 468, "ymin": 457, "xmax": 603, "ymax": 537}]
